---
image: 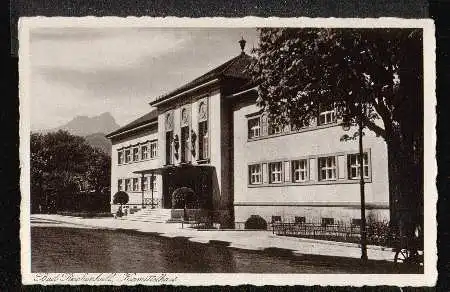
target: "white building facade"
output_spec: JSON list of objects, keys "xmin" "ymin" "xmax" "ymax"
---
[{"xmin": 107, "ymin": 45, "xmax": 389, "ymax": 229}]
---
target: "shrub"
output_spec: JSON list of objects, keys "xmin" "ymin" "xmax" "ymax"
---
[
  {"xmin": 245, "ymin": 215, "xmax": 268, "ymax": 230},
  {"xmin": 113, "ymin": 191, "xmax": 129, "ymax": 205},
  {"xmin": 171, "ymin": 187, "xmax": 196, "ymax": 209}
]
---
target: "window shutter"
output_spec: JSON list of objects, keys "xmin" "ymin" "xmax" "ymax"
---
[{"xmin": 261, "ymin": 114, "xmax": 268, "ymax": 136}]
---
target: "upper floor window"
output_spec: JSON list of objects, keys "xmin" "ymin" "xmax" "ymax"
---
[
  {"xmin": 348, "ymin": 152, "xmax": 369, "ymax": 179},
  {"xmin": 141, "ymin": 144, "xmax": 148, "ymax": 160},
  {"xmin": 249, "ymin": 164, "xmax": 262, "ymax": 185},
  {"xmin": 292, "ymin": 159, "xmax": 308, "ymax": 182},
  {"xmin": 268, "ymin": 120, "xmax": 282, "ymax": 136},
  {"xmin": 318, "ymin": 156, "xmax": 336, "ymax": 181},
  {"xmin": 132, "ymin": 147, "xmax": 139, "ymax": 161},
  {"xmin": 269, "ymin": 162, "xmax": 283, "ymax": 184},
  {"xmin": 165, "ymin": 111, "xmax": 174, "ymax": 165},
  {"xmin": 198, "ymin": 101, "xmax": 209, "ymax": 161},
  {"xmin": 248, "ymin": 116, "xmax": 261, "ymax": 139},
  {"xmin": 166, "ymin": 131, "xmax": 173, "ymax": 165},
  {"xmin": 318, "ymin": 105, "xmax": 336, "ymax": 125},
  {"xmin": 118, "ymin": 151, "xmax": 124, "ymax": 165},
  {"xmin": 125, "ymin": 149, "xmax": 131, "ymax": 163},
  {"xmin": 150, "ymin": 140, "xmax": 158, "ymax": 159}
]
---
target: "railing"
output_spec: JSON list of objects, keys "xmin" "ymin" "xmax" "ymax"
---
[{"xmin": 272, "ymin": 221, "xmax": 393, "ymax": 246}]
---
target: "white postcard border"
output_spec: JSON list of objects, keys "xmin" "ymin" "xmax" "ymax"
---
[{"xmin": 19, "ymin": 16, "xmax": 437, "ymax": 286}]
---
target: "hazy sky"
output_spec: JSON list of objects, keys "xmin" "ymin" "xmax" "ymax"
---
[{"xmin": 29, "ymin": 27, "xmax": 259, "ymax": 130}]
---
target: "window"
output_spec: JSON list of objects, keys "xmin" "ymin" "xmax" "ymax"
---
[
  {"xmin": 198, "ymin": 121, "xmax": 208, "ymax": 160},
  {"xmin": 318, "ymin": 156, "xmax": 336, "ymax": 181},
  {"xmin": 348, "ymin": 152, "xmax": 369, "ymax": 179},
  {"xmin": 351, "ymin": 218, "xmax": 361, "ymax": 226},
  {"xmin": 319, "ymin": 105, "xmax": 336, "ymax": 125},
  {"xmin": 321, "ymin": 217, "xmax": 334, "ymax": 226},
  {"xmin": 125, "ymin": 179, "xmax": 131, "ymax": 192},
  {"xmin": 268, "ymin": 122, "xmax": 282, "ymax": 135},
  {"xmin": 272, "ymin": 216, "xmax": 281, "ymax": 223},
  {"xmin": 249, "ymin": 164, "xmax": 262, "ymax": 185},
  {"xmin": 181, "ymin": 126, "xmax": 189, "ymax": 163},
  {"xmin": 269, "ymin": 162, "xmax": 283, "ymax": 184},
  {"xmin": 295, "ymin": 216, "xmax": 306, "ymax": 224},
  {"xmin": 248, "ymin": 117, "xmax": 261, "ymax": 139},
  {"xmin": 117, "ymin": 179, "xmax": 123, "ymax": 191},
  {"xmin": 132, "ymin": 178, "xmax": 139, "ymax": 192},
  {"xmin": 292, "ymin": 159, "xmax": 308, "ymax": 182},
  {"xmin": 150, "ymin": 176, "xmax": 157, "ymax": 191},
  {"xmin": 142, "ymin": 177, "xmax": 148, "ymax": 191},
  {"xmin": 166, "ymin": 131, "xmax": 173, "ymax": 164},
  {"xmin": 118, "ymin": 151, "xmax": 124, "ymax": 165},
  {"xmin": 132, "ymin": 147, "xmax": 139, "ymax": 161},
  {"xmin": 125, "ymin": 149, "xmax": 131, "ymax": 163},
  {"xmin": 141, "ymin": 144, "xmax": 148, "ymax": 160},
  {"xmin": 150, "ymin": 140, "xmax": 158, "ymax": 158}
]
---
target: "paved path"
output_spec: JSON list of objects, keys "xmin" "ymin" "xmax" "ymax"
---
[{"xmin": 30, "ymin": 214, "xmax": 396, "ymax": 262}]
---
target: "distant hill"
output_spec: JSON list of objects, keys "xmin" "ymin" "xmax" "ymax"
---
[
  {"xmin": 51, "ymin": 112, "xmax": 120, "ymax": 137},
  {"xmin": 85, "ymin": 133, "xmax": 112, "ymax": 155},
  {"xmin": 39, "ymin": 112, "xmax": 120, "ymax": 155}
]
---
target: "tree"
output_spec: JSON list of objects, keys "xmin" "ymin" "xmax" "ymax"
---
[
  {"xmin": 249, "ymin": 28, "xmax": 423, "ymax": 242},
  {"xmin": 30, "ymin": 130, "xmax": 111, "ymax": 213}
]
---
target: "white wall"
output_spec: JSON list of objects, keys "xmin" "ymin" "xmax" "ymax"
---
[
  {"xmin": 110, "ymin": 127, "xmax": 162, "ymax": 211},
  {"xmin": 232, "ymin": 100, "xmax": 390, "ymax": 224}
]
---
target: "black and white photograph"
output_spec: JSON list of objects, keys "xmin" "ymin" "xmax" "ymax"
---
[{"xmin": 19, "ymin": 17, "xmax": 436, "ymax": 286}]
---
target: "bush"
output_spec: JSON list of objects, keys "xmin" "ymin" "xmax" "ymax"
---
[
  {"xmin": 245, "ymin": 215, "xmax": 268, "ymax": 230},
  {"xmin": 171, "ymin": 187, "xmax": 196, "ymax": 209},
  {"xmin": 113, "ymin": 191, "xmax": 129, "ymax": 205}
]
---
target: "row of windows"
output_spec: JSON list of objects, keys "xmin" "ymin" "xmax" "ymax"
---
[
  {"xmin": 248, "ymin": 153, "xmax": 369, "ymax": 185},
  {"xmin": 118, "ymin": 140, "xmax": 158, "ymax": 165},
  {"xmin": 117, "ymin": 177, "xmax": 157, "ymax": 192},
  {"xmin": 248, "ymin": 107, "xmax": 337, "ymax": 139}
]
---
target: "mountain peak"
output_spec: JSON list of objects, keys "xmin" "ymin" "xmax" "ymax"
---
[{"xmin": 52, "ymin": 112, "xmax": 120, "ymax": 137}]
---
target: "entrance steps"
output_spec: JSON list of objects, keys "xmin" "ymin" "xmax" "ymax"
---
[{"xmin": 121, "ymin": 208, "xmax": 172, "ymax": 223}]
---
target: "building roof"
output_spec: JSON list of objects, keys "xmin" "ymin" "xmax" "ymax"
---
[
  {"xmin": 149, "ymin": 52, "xmax": 254, "ymax": 106},
  {"xmin": 106, "ymin": 110, "xmax": 158, "ymax": 138}
]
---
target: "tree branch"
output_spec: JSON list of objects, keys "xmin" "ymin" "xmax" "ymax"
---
[{"xmin": 362, "ymin": 115, "xmax": 386, "ymax": 139}]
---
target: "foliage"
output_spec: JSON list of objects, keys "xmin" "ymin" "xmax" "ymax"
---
[
  {"xmin": 171, "ymin": 187, "xmax": 196, "ymax": 209},
  {"xmin": 249, "ymin": 28, "xmax": 423, "ymax": 238},
  {"xmin": 30, "ymin": 130, "xmax": 111, "ymax": 213},
  {"xmin": 113, "ymin": 191, "xmax": 129, "ymax": 205},
  {"xmin": 245, "ymin": 215, "xmax": 268, "ymax": 230}
]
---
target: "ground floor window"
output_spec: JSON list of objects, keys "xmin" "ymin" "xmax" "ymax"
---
[
  {"xmin": 348, "ymin": 152, "xmax": 369, "ymax": 179},
  {"xmin": 318, "ymin": 156, "xmax": 336, "ymax": 181},
  {"xmin": 249, "ymin": 164, "xmax": 262, "ymax": 185},
  {"xmin": 272, "ymin": 216, "xmax": 282, "ymax": 223},
  {"xmin": 125, "ymin": 179, "xmax": 131, "ymax": 191},
  {"xmin": 132, "ymin": 178, "xmax": 139, "ymax": 192},
  {"xmin": 292, "ymin": 159, "xmax": 308, "ymax": 182},
  {"xmin": 269, "ymin": 162, "xmax": 283, "ymax": 184},
  {"xmin": 321, "ymin": 217, "xmax": 335, "ymax": 226},
  {"xmin": 295, "ymin": 216, "xmax": 306, "ymax": 224},
  {"xmin": 142, "ymin": 177, "xmax": 148, "ymax": 191},
  {"xmin": 117, "ymin": 179, "xmax": 123, "ymax": 191}
]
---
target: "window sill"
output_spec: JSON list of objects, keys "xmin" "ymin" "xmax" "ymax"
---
[
  {"xmin": 248, "ymin": 178, "xmax": 372, "ymax": 188},
  {"xmin": 247, "ymin": 122, "xmax": 341, "ymax": 142},
  {"xmin": 118, "ymin": 157, "xmax": 158, "ymax": 166}
]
